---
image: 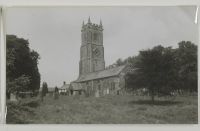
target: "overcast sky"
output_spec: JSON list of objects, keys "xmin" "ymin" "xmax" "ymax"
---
[{"xmin": 6, "ymin": 6, "xmax": 198, "ymax": 87}]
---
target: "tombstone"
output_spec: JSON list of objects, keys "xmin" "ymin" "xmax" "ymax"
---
[
  {"xmin": 10, "ymin": 93, "xmax": 17, "ymax": 101},
  {"xmin": 54, "ymin": 92, "xmax": 59, "ymax": 99},
  {"xmin": 95, "ymin": 90, "xmax": 99, "ymax": 97},
  {"xmin": 25, "ymin": 92, "xmax": 31, "ymax": 98},
  {"xmin": 73, "ymin": 91, "xmax": 76, "ymax": 96}
]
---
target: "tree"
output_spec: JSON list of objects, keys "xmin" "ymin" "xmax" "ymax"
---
[
  {"xmin": 109, "ymin": 56, "xmax": 139, "ymax": 68},
  {"xmin": 124, "ymin": 56, "xmax": 138, "ymax": 65},
  {"xmin": 41, "ymin": 82, "xmax": 48, "ymax": 96},
  {"xmin": 6, "ymin": 35, "xmax": 41, "ymax": 96},
  {"xmin": 133, "ymin": 45, "xmax": 177, "ymax": 102},
  {"xmin": 110, "ymin": 41, "xmax": 197, "ymax": 100},
  {"xmin": 40, "ymin": 82, "xmax": 48, "ymax": 101},
  {"xmin": 115, "ymin": 58, "xmax": 124, "ymax": 66},
  {"xmin": 175, "ymin": 41, "xmax": 197, "ymax": 92},
  {"xmin": 6, "ymin": 75, "xmax": 30, "ymax": 99},
  {"xmin": 54, "ymin": 86, "xmax": 59, "ymax": 100}
]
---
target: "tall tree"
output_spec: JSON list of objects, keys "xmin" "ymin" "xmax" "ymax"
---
[
  {"xmin": 175, "ymin": 41, "xmax": 197, "ymax": 92},
  {"xmin": 41, "ymin": 82, "xmax": 48, "ymax": 96},
  {"xmin": 133, "ymin": 45, "xmax": 177, "ymax": 102},
  {"xmin": 6, "ymin": 35, "xmax": 41, "ymax": 95}
]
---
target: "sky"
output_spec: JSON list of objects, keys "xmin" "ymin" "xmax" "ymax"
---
[{"xmin": 6, "ymin": 6, "xmax": 198, "ymax": 87}]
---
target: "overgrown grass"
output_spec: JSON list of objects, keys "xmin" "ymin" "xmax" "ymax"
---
[
  {"xmin": 7, "ymin": 95, "xmax": 198, "ymax": 124},
  {"xmin": 6, "ymin": 98, "xmax": 40, "ymax": 124}
]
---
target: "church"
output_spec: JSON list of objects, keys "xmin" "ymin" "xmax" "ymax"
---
[{"xmin": 70, "ymin": 17, "xmax": 135, "ymax": 97}]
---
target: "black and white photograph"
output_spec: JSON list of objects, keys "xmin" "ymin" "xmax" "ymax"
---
[{"xmin": 5, "ymin": 6, "xmax": 198, "ymax": 124}]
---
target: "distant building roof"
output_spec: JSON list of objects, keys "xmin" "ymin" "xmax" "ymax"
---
[
  {"xmin": 75, "ymin": 65, "xmax": 128, "ymax": 82},
  {"xmin": 60, "ymin": 84, "xmax": 70, "ymax": 89}
]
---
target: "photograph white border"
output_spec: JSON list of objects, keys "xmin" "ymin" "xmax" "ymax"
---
[{"xmin": 0, "ymin": 0, "xmax": 199, "ymax": 131}]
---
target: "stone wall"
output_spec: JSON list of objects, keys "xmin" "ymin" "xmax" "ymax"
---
[{"xmin": 79, "ymin": 75, "xmax": 125, "ymax": 97}]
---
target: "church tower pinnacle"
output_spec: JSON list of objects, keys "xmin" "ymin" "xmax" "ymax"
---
[
  {"xmin": 88, "ymin": 16, "xmax": 91, "ymax": 24},
  {"xmin": 82, "ymin": 20, "xmax": 84, "ymax": 27},
  {"xmin": 100, "ymin": 19, "xmax": 102, "ymax": 27},
  {"xmin": 79, "ymin": 18, "xmax": 105, "ymax": 75}
]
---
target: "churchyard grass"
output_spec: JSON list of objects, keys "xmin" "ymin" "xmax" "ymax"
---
[{"xmin": 19, "ymin": 95, "xmax": 198, "ymax": 124}]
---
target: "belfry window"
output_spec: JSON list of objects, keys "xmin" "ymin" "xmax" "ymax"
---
[{"xmin": 93, "ymin": 33, "xmax": 98, "ymax": 41}]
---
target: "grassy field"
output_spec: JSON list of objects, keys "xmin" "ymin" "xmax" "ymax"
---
[
  {"xmin": 7, "ymin": 95, "xmax": 198, "ymax": 124},
  {"xmin": 15, "ymin": 95, "xmax": 197, "ymax": 124}
]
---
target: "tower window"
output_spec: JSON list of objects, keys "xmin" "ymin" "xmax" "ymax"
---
[{"xmin": 93, "ymin": 33, "xmax": 98, "ymax": 41}]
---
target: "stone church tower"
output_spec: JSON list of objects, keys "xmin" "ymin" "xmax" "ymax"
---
[
  {"xmin": 72, "ymin": 18, "xmax": 134, "ymax": 97},
  {"xmin": 79, "ymin": 17, "xmax": 105, "ymax": 75}
]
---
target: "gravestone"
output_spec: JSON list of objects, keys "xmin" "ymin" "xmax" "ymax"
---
[
  {"xmin": 10, "ymin": 93, "xmax": 17, "ymax": 101},
  {"xmin": 95, "ymin": 90, "xmax": 99, "ymax": 97}
]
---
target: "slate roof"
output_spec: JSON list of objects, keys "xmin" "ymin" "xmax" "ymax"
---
[{"xmin": 75, "ymin": 65, "xmax": 127, "ymax": 82}]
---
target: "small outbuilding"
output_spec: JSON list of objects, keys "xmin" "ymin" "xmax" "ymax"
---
[{"xmin": 59, "ymin": 82, "xmax": 70, "ymax": 95}]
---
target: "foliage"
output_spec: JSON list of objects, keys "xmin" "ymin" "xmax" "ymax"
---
[
  {"xmin": 115, "ymin": 58, "xmax": 124, "ymax": 66},
  {"xmin": 41, "ymin": 82, "xmax": 48, "ymax": 97},
  {"xmin": 7, "ymin": 75, "xmax": 30, "ymax": 93},
  {"xmin": 175, "ymin": 41, "xmax": 197, "ymax": 92},
  {"xmin": 6, "ymin": 35, "xmax": 41, "ymax": 94},
  {"xmin": 131, "ymin": 45, "xmax": 177, "ymax": 101},
  {"xmin": 106, "ymin": 56, "xmax": 139, "ymax": 69},
  {"xmin": 6, "ymin": 98, "xmax": 40, "ymax": 124},
  {"xmin": 111, "ymin": 41, "xmax": 197, "ymax": 101}
]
